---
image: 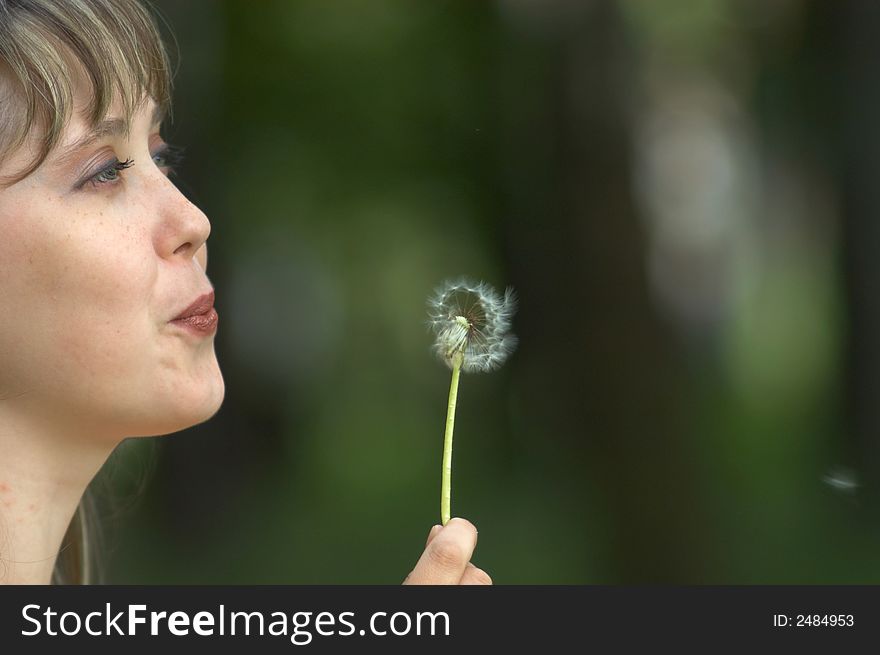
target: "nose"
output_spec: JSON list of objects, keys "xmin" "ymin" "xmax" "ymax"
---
[{"xmin": 154, "ymin": 173, "xmax": 212, "ymax": 264}]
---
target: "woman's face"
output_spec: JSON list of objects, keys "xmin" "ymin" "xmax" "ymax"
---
[{"xmin": 0, "ymin": 84, "xmax": 224, "ymax": 441}]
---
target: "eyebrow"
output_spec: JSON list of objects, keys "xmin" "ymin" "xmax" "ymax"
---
[{"xmin": 54, "ymin": 104, "xmax": 166, "ymax": 167}]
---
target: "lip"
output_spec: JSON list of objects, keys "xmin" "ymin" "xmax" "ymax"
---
[{"xmin": 170, "ymin": 290, "xmax": 218, "ymax": 336}]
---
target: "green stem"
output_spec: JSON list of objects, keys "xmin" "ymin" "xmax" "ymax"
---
[{"xmin": 441, "ymin": 352, "xmax": 463, "ymax": 526}]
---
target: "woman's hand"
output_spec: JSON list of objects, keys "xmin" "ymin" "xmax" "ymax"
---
[{"xmin": 402, "ymin": 518, "xmax": 493, "ymax": 585}]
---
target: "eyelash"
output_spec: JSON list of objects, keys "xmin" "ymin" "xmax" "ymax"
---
[{"xmin": 80, "ymin": 144, "xmax": 186, "ymax": 190}]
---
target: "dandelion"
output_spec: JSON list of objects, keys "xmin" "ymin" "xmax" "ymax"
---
[{"xmin": 427, "ymin": 278, "xmax": 517, "ymax": 525}]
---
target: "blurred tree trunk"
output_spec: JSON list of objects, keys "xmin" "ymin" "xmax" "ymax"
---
[
  {"xmin": 502, "ymin": 0, "xmax": 710, "ymax": 581},
  {"xmin": 835, "ymin": 0, "xmax": 880, "ymax": 516}
]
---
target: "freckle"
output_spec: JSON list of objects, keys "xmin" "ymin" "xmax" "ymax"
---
[
  {"xmin": 2, "ymin": 499, "xmax": 14, "ymax": 508},
  {"xmin": 28, "ymin": 503, "xmax": 36, "ymax": 511}
]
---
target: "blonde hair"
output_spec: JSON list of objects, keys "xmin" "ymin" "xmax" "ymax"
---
[
  {"xmin": 0, "ymin": 0, "xmax": 174, "ymax": 583},
  {"xmin": 0, "ymin": 0, "xmax": 173, "ymax": 185}
]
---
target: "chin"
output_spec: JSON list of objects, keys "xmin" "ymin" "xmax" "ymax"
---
[
  {"xmin": 174, "ymin": 369, "xmax": 226, "ymax": 430},
  {"xmin": 128, "ymin": 367, "xmax": 226, "ymax": 438}
]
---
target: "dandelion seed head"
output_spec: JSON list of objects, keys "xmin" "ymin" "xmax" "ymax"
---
[{"xmin": 426, "ymin": 277, "xmax": 517, "ymax": 373}]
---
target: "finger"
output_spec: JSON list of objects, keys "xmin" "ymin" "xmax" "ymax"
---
[
  {"xmin": 425, "ymin": 524, "xmax": 442, "ymax": 547},
  {"xmin": 404, "ymin": 517, "xmax": 479, "ymax": 585},
  {"xmin": 403, "ymin": 526, "xmax": 443, "ymax": 582},
  {"xmin": 460, "ymin": 563, "xmax": 493, "ymax": 586}
]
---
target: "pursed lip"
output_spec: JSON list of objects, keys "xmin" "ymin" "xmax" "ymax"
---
[{"xmin": 171, "ymin": 290, "xmax": 215, "ymax": 321}]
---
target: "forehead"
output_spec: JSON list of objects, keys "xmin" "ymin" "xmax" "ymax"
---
[{"xmin": 61, "ymin": 99, "xmax": 165, "ymax": 146}]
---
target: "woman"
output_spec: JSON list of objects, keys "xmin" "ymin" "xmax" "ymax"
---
[{"xmin": 0, "ymin": 0, "xmax": 490, "ymax": 586}]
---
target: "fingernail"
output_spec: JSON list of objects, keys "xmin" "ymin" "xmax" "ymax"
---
[{"xmin": 426, "ymin": 524, "xmax": 442, "ymax": 545}]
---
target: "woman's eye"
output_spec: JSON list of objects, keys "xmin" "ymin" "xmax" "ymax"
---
[
  {"xmin": 75, "ymin": 144, "xmax": 185, "ymax": 191},
  {"xmin": 94, "ymin": 166, "xmax": 121, "ymax": 183},
  {"xmin": 79, "ymin": 157, "xmax": 134, "ymax": 190},
  {"xmin": 152, "ymin": 144, "xmax": 186, "ymax": 173}
]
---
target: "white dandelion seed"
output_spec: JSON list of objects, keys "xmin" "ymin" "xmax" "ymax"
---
[
  {"xmin": 821, "ymin": 466, "xmax": 859, "ymax": 496},
  {"xmin": 426, "ymin": 278, "xmax": 517, "ymax": 525},
  {"xmin": 427, "ymin": 278, "xmax": 518, "ymax": 373}
]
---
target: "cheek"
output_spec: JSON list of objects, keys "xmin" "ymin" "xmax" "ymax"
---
[
  {"xmin": 1, "ymin": 202, "xmax": 157, "ymax": 392},
  {"xmin": 57, "ymin": 245, "xmax": 156, "ymax": 381}
]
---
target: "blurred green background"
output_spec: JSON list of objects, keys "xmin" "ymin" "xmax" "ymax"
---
[{"xmin": 99, "ymin": 0, "xmax": 880, "ymax": 583}]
